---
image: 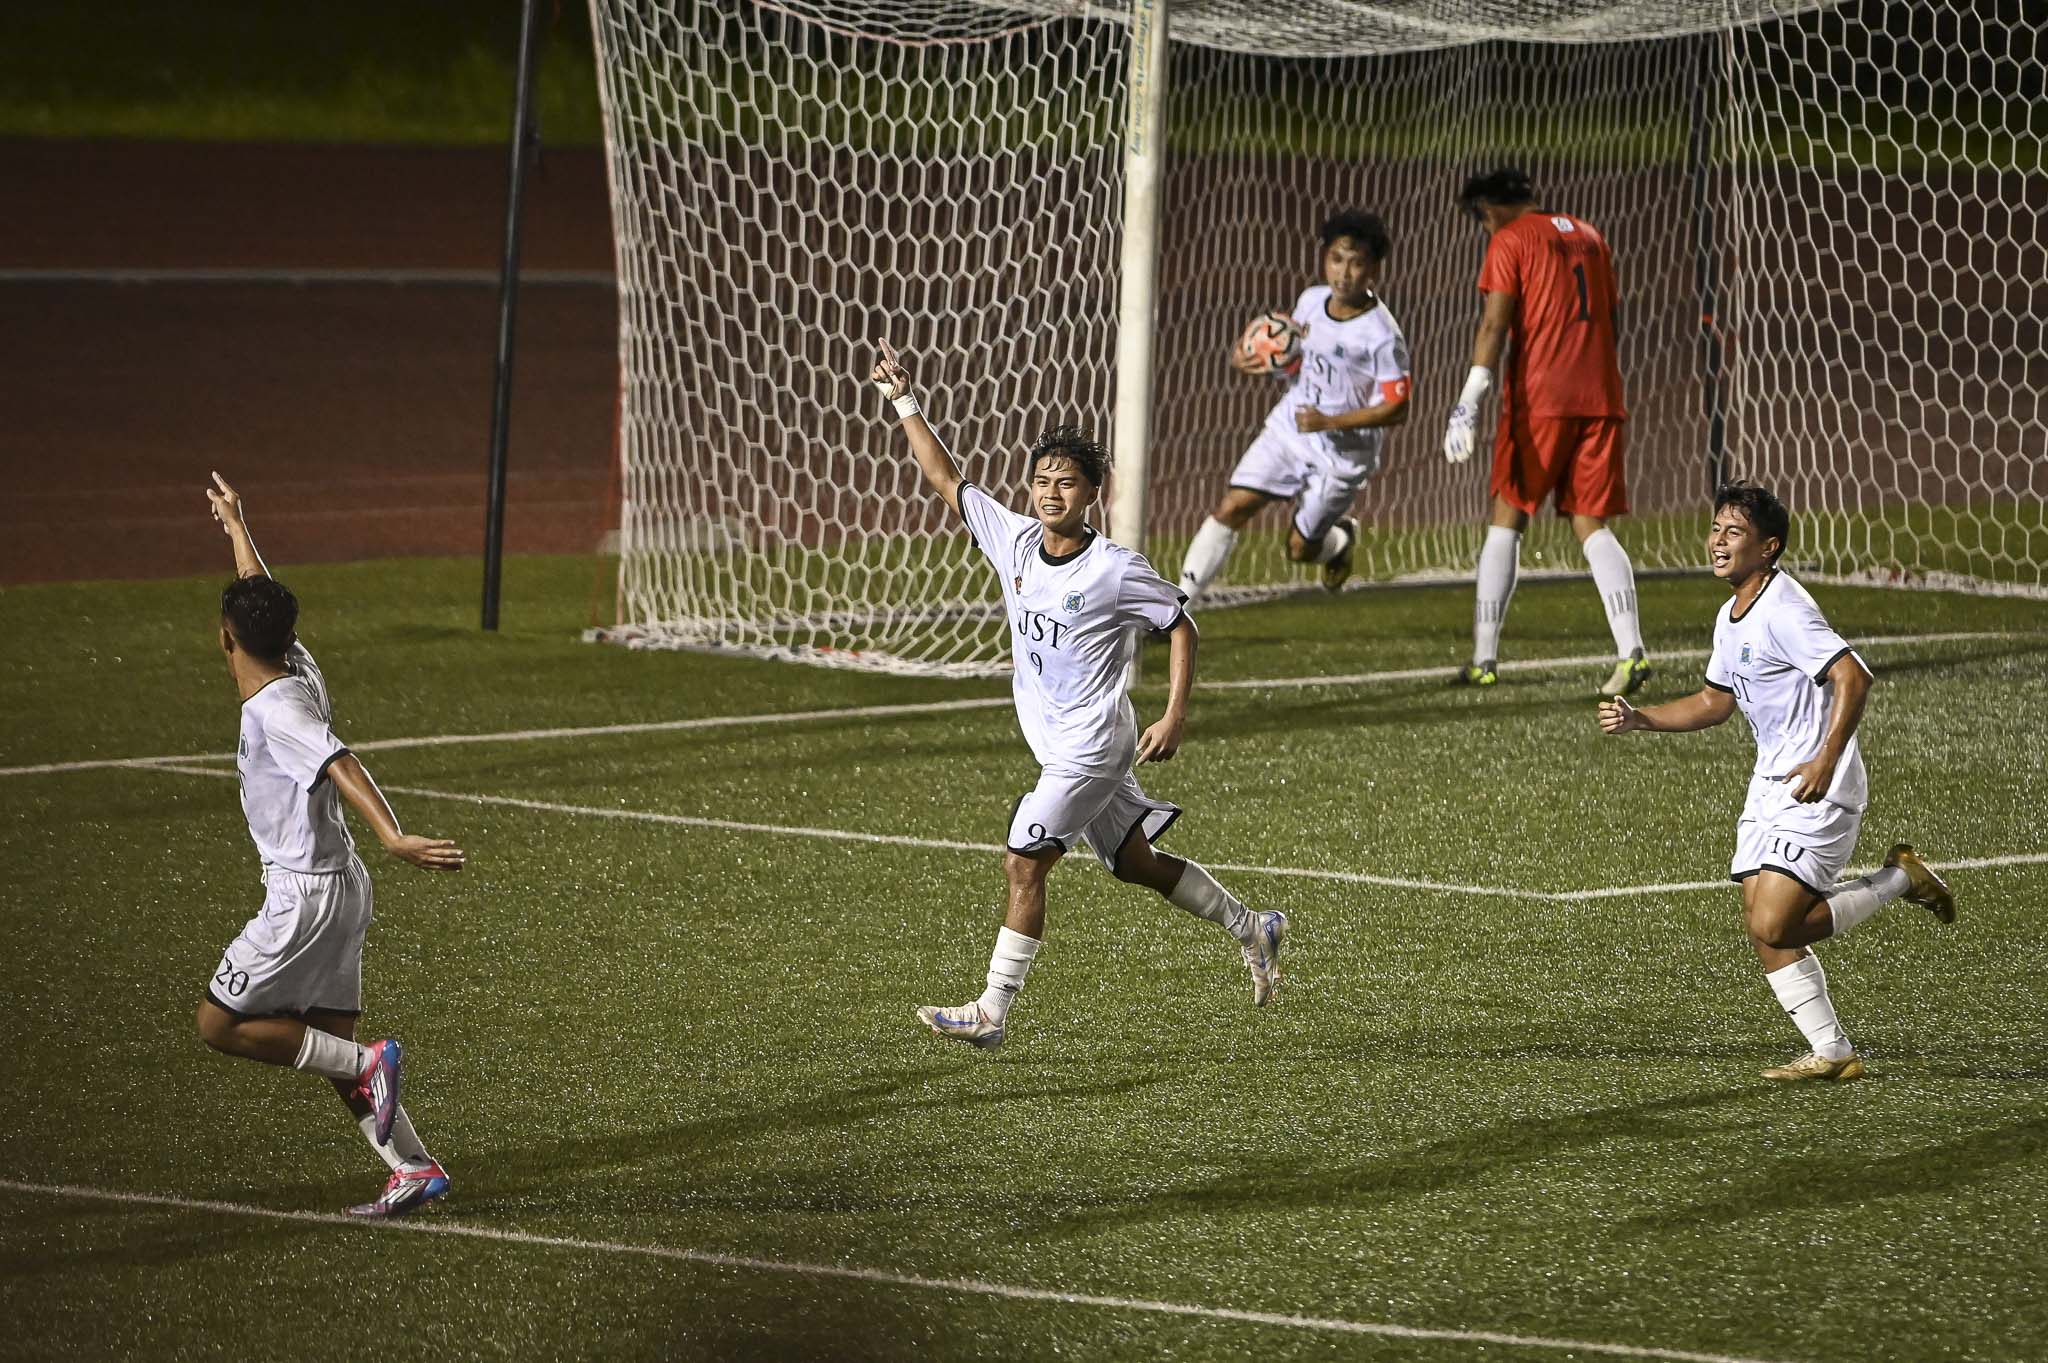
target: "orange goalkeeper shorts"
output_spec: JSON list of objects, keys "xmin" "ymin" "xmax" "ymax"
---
[{"xmin": 1490, "ymin": 414, "xmax": 1629, "ymax": 519}]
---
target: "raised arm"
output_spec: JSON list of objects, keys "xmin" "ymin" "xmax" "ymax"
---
[
  {"xmin": 870, "ymin": 342, "xmax": 963, "ymax": 518},
  {"xmin": 327, "ymin": 754, "xmax": 466, "ymax": 871},
  {"xmin": 205, "ymin": 472, "xmax": 271, "ymax": 579},
  {"xmin": 1598, "ymin": 685, "xmax": 1736, "ymax": 736},
  {"xmin": 1136, "ymin": 614, "xmax": 1198, "ymax": 764},
  {"xmin": 1778, "ymin": 651, "xmax": 1872, "ymax": 801}
]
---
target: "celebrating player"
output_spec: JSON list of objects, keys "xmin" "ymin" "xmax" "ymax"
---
[
  {"xmin": 194, "ymin": 473, "xmax": 465, "ymax": 1214},
  {"xmin": 869, "ymin": 345, "xmax": 1286, "ymax": 1049},
  {"xmin": 1443, "ymin": 168, "xmax": 1647, "ymax": 695},
  {"xmin": 1598, "ymin": 482, "xmax": 1954, "ymax": 1082},
  {"xmin": 1178, "ymin": 210, "xmax": 1411, "ymax": 601}
]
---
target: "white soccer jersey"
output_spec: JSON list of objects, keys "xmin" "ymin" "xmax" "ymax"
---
[
  {"xmin": 959, "ymin": 482, "xmax": 1187, "ymax": 777},
  {"xmin": 237, "ymin": 642, "xmax": 357, "ymax": 873},
  {"xmin": 1705, "ymin": 569, "xmax": 1869, "ymax": 812},
  {"xmin": 1264, "ymin": 284, "xmax": 1412, "ymax": 468}
]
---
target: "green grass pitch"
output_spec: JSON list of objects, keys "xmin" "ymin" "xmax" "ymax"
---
[{"xmin": 3, "ymin": 554, "xmax": 2045, "ymax": 1361}]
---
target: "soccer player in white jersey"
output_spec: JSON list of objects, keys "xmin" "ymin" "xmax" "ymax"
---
[
  {"xmin": 1598, "ymin": 482, "xmax": 1954, "ymax": 1082},
  {"xmin": 868, "ymin": 346, "xmax": 1287, "ymax": 1049},
  {"xmin": 194, "ymin": 473, "xmax": 467, "ymax": 1213},
  {"xmin": 1178, "ymin": 210, "xmax": 1411, "ymax": 600}
]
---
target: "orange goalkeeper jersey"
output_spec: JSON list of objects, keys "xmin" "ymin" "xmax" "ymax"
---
[{"xmin": 1477, "ymin": 211, "xmax": 1627, "ymax": 420}]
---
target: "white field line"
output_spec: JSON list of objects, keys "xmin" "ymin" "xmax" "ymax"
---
[
  {"xmin": 0, "ymin": 1179, "xmax": 1792, "ymax": 1363},
  {"xmin": 126, "ymin": 764, "xmax": 2048, "ymax": 902},
  {"xmin": 0, "ymin": 631, "xmax": 2021, "ymax": 779}
]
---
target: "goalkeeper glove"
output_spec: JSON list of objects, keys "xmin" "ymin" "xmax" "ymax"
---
[{"xmin": 1442, "ymin": 365, "xmax": 1493, "ymax": 465}]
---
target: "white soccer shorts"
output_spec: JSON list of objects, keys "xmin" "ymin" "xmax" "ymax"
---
[
  {"xmin": 207, "ymin": 857, "xmax": 373, "ymax": 1016},
  {"xmin": 1729, "ymin": 774, "xmax": 1863, "ymax": 894},
  {"xmin": 1007, "ymin": 768, "xmax": 1181, "ymax": 874},
  {"xmin": 1226, "ymin": 428, "xmax": 1375, "ymax": 543}
]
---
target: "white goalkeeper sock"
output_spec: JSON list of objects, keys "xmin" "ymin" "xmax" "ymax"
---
[
  {"xmin": 1308, "ymin": 521, "xmax": 1352, "ymax": 565},
  {"xmin": 1582, "ymin": 528, "xmax": 1644, "ymax": 659},
  {"xmin": 1766, "ymin": 954, "xmax": 1853, "ymax": 1060},
  {"xmin": 356, "ymin": 1105, "xmax": 435, "ymax": 1174},
  {"xmin": 1473, "ymin": 525, "xmax": 1520, "ymax": 664},
  {"xmin": 976, "ymin": 927, "xmax": 1040, "ymax": 1024},
  {"xmin": 1167, "ymin": 861, "xmax": 1254, "ymax": 944},
  {"xmin": 1179, "ymin": 517, "xmax": 1238, "ymax": 600},
  {"xmin": 1826, "ymin": 865, "xmax": 1911, "ymax": 936},
  {"xmin": 294, "ymin": 1027, "xmax": 369, "ymax": 1082}
]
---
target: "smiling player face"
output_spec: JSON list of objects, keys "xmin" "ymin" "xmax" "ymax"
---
[
  {"xmin": 1322, "ymin": 236, "xmax": 1379, "ymax": 309},
  {"xmin": 1707, "ymin": 506, "xmax": 1779, "ymax": 586},
  {"xmin": 1029, "ymin": 456, "xmax": 1097, "ymax": 536}
]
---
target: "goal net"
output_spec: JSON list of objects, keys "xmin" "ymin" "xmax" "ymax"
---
[{"xmin": 585, "ymin": 0, "xmax": 2047, "ymax": 674}]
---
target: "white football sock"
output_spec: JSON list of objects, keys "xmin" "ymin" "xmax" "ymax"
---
[
  {"xmin": 976, "ymin": 926, "xmax": 1040, "ymax": 1024},
  {"xmin": 1473, "ymin": 525, "xmax": 1520, "ymax": 664},
  {"xmin": 1581, "ymin": 527, "xmax": 1644, "ymax": 659},
  {"xmin": 1765, "ymin": 953, "xmax": 1853, "ymax": 1060},
  {"xmin": 1826, "ymin": 865, "xmax": 1911, "ymax": 936},
  {"xmin": 356, "ymin": 1105, "xmax": 435, "ymax": 1174},
  {"xmin": 1307, "ymin": 521, "xmax": 1352, "ymax": 565},
  {"xmin": 1167, "ymin": 860, "xmax": 1253, "ymax": 944},
  {"xmin": 1179, "ymin": 517, "xmax": 1238, "ymax": 600},
  {"xmin": 294, "ymin": 1027, "xmax": 369, "ymax": 1083}
]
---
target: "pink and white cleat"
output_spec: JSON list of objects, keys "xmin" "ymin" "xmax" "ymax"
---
[{"xmin": 348, "ymin": 1161, "xmax": 450, "ymax": 1218}]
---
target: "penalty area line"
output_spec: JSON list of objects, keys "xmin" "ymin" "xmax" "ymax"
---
[
  {"xmin": 0, "ymin": 630, "xmax": 2022, "ymax": 780},
  {"xmin": 0, "ymin": 1178, "xmax": 1791, "ymax": 1363}
]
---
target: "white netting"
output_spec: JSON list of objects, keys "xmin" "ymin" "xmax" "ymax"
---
[{"xmin": 587, "ymin": 0, "xmax": 2048, "ymax": 673}]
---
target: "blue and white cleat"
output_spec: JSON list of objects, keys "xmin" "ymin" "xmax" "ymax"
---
[
  {"xmin": 916, "ymin": 1001, "xmax": 1005, "ymax": 1050},
  {"xmin": 1244, "ymin": 910, "xmax": 1288, "ymax": 1006},
  {"xmin": 350, "ymin": 1038, "xmax": 403, "ymax": 1146},
  {"xmin": 348, "ymin": 1160, "xmax": 450, "ymax": 1218}
]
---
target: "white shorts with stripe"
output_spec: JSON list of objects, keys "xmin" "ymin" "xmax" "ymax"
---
[
  {"xmin": 1008, "ymin": 769, "xmax": 1181, "ymax": 874},
  {"xmin": 1227, "ymin": 428, "xmax": 1377, "ymax": 543},
  {"xmin": 1729, "ymin": 774, "xmax": 1862, "ymax": 894},
  {"xmin": 208, "ymin": 856, "xmax": 373, "ymax": 1016}
]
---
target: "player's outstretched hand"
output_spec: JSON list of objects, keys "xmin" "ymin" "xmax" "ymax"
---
[
  {"xmin": 206, "ymin": 471, "xmax": 248, "ymax": 534},
  {"xmin": 1443, "ymin": 407, "xmax": 1477, "ymax": 464},
  {"xmin": 1779, "ymin": 756, "xmax": 1836, "ymax": 803},
  {"xmin": 1597, "ymin": 695, "xmax": 1640, "ymax": 734},
  {"xmin": 387, "ymin": 834, "xmax": 466, "ymax": 871},
  {"xmin": 871, "ymin": 338, "xmax": 911, "ymax": 401},
  {"xmin": 1136, "ymin": 713, "xmax": 1185, "ymax": 764},
  {"xmin": 1228, "ymin": 345, "xmax": 1268, "ymax": 378}
]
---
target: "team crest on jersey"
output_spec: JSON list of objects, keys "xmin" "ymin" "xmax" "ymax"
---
[
  {"xmin": 1740, "ymin": 643, "xmax": 1752, "ymax": 664},
  {"xmin": 1062, "ymin": 591, "xmax": 1084, "ymax": 614}
]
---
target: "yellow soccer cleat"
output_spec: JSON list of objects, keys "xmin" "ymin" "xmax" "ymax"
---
[
  {"xmin": 1599, "ymin": 652, "xmax": 1653, "ymax": 698},
  {"xmin": 1762, "ymin": 1051, "xmax": 1866, "ymax": 1083},
  {"xmin": 1321, "ymin": 517, "xmax": 1361, "ymax": 594},
  {"xmin": 1885, "ymin": 843, "xmax": 1955, "ymax": 924},
  {"xmin": 1453, "ymin": 660, "xmax": 1498, "ymax": 687}
]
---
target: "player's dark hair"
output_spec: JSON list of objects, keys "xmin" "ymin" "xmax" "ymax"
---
[
  {"xmin": 1028, "ymin": 423, "xmax": 1110, "ymax": 488},
  {"xmin": 1713, "ymin": 480, "xmax": 1790, "ymax": 563},
  {"xmin": 1458, "ymin": 167, "xmax": 1537, "ymax": 219},
  {"xmin": 220, "ymin": 575, "xmax": 298, "ymax": 660},
  {"xmin": 1319, "ymin": 209, "xmax": 1391, "ymax": 263}
]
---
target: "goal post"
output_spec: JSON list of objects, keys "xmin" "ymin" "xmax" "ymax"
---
[{"xmin": 584, "ymin": 0, "xmax": 2048, "ymax": 673}]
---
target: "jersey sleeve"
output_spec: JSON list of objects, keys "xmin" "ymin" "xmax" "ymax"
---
[
  {"xmin": 261, "ymin": 687, "xmax": 349, "ymax": 791},
  {"xmin": 1769, "ymin": 594, "xmax": 1860, "ymax": 684},
  {"xmin": 1704, "ymin": 623, "xmax": 1734, "ymax": 692},
  {"xmin": 1477, "ymin": 229, "xmax": 1524, "ymax": 296},
  {"xmin": 1116, "ymin": 552, "xmax": 1189, "ymax": 633},
  {"xmin": 1372, "ymin": 332, "xmax": 1413, "ymax": 406},
  {"xmin": 957, "ymin": 482, "xmax": 1034, "ymax": 568}
]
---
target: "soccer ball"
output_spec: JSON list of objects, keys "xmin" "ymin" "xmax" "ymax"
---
[{"xmin": 1238, "ymin": 311, "xmax": 1304, "ymax": 377}]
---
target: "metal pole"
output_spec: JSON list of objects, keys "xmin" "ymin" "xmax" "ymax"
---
[
  {"xmin": 482, "ymin": 0, "xmax": 546, "ymax": 631},
  {"xmin": 1688, "ymin": 31, "xmax": 1728, "ymax": 498},
  {"xmin": 1108, "ymin": 0, "xmax": 1168, "ymax": 554}
]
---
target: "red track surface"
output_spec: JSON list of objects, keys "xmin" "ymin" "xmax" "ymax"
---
[{"xmin": 0, "ymin": 140, "xmax": 620, "ymax": 584}]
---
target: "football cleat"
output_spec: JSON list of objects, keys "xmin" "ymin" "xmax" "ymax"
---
[
  {"xmin": 1243, "ymin": 910, "xmax": 1288, "ymax": 1007},
  {"xmin": 348, "ymin": 1160, "xmax": 450, "ymax": 1218},
  {"xmin": 1321, "ymin": 517, "xmax": 1361, "ymax": 594},
  {"xmin": 916, "ymin": 1001, "xmax": 1005, "ymax": 1050},
  {"xmin": 351, "ymin": 1038, "xmax": 403, "ymax": 1146},
  {"xmin": 1885, "ymin": 843, "xmax": 1955, "ymax": 924},
  {"xmin": 1453, "ymin": 660, "xmax": 1498, "ymax": 687},
  {"xmin": 1600, "ymin": 653, "xmax": 1653, "ymax": 697},
  {"xmin": 1761, "ymin": 1051, "xmax": 1866, "ymax": 1083}
]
